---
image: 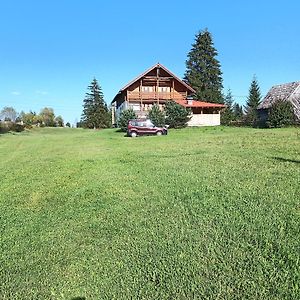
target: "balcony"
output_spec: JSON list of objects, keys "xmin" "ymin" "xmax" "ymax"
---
[{"xmin": 127, "ymin": 91, "xmax": 186, "ymax": 101}]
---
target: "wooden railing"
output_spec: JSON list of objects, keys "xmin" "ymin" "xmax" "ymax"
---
[{"xmin": 127, "ymin": 91, "xmax": 186, "ymax": 100}]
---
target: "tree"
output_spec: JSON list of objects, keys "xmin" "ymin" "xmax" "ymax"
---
[
  {"xmin": 39, "ymin": 107, "xmax": 56, "ymax": 127},
  {"xmin": 147, "ymin": 104, "xmax": 165, "ymax": 127},
  {"xmin": 19, "ymin": 111, "xmax": 36, "ymax": 126},
  {"xmin": 81, "ymin": 78, "xmax": 110, "ymax": 129},
  {"xmin": 0, "ymin": 106, "xmax": 17, "ymax": 122},
  {"xmin": 65, "ymin": 122, "xmax": 71, "ymax": 128},
  {"xmin": 233, "ymin": 103, "xmax": 244, "ymax": 120},
  {"xmin": 118, "ymin": 108, "xmax": 137, "ymax": 132},
  {"xmin": 267, "ymin": 100, "xmax": 295, "ymax": 128},
  {"xmin": 244, "ymin": 76, "xmax": 261, "ymax": 127},
  {"xmin": 165, "ymin": 101, "xmax": 191, "ymax": 128},
  {"xmin": 55, "ymin": 115, "xmax": 64, "ymax": 127},
  {"xmin": 184, "ymin": 28, "xmax": 223, "ymax": 104},
  {"xmin": 221, "ymin": 89, "xmax": 235, "ymax": 125}
]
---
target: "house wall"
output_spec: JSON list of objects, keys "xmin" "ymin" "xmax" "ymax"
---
[{"xmin": 187, "ymin": 113, "xmax": 221, "ymax": 126}]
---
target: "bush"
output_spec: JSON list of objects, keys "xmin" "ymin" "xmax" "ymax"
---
[
  {"xmin": 0, "ymin": 122, "xmax": 9, "ymax": 134},
  {"xmin": 165, "ymin": 101, "xmax": 191, "ymax": 128},
  {"xmin": 147, "ymin": 104, "xmax": 165, "ymax": 127},
  {"xmin": 11, "ymin": 123, "xmax": 25, "ymax": 132},
  {"xmin": 267, "ymin": 100, "xmax": 295, "ymax": 128},
  {"xmin": 0, "ymin": 121, "xmax": 25, "ymax": 134},
  {"xmin": 118, "ymin": 109, "xmax": 137, "ymax": 132}
]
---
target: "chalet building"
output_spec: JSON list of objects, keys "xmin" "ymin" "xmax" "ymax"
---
[
  {"xmin": 111, "ymin": 63, "xmax": 225, "ymax": 126},
  {"xmin": 258, "ymin": 81, "xmax": 300, "ymax": 122}
]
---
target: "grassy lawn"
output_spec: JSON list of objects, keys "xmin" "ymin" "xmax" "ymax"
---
[{"xmin": 0, "ymin": 126, "xmax": 299, "ymax": 299}]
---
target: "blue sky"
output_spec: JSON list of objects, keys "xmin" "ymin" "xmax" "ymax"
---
[{"xmin": 0, "ymin": 0, "xmax": 299, "ymax": 124}]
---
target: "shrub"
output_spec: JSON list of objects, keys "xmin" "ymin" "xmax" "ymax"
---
[
  {"xmin": 267, "ymin": 100, "xmax": 295, "ymax": 128},
  {"xmin": 165, "ymin": 101, "xmax": 191, "ymax": 128},
  {"xmin": 11, "ymin": 123, "xmax": 25, "ymax": 132},
  {"xmin": 147, "ymin": 104, "xmax": 165, "ymax": 127},
  {"xmin": 118, "ymin": 109, "xmax": 137, "ymax": 132},
  {"xmin": 0, "ymin": 122, "xmax": 9, "ymax": 134},
  {"xmin": 0, "ymin": 121, "xmax": 25, "ymax": 133}
]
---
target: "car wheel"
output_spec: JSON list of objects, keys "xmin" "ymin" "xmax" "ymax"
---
[
  {"xmin": 156, "ymin": 131, "xmax": 162, "ymax": 136},
  {"xmin": 131, "ymin": 131, "xmax": 137, "ymax": 138}
]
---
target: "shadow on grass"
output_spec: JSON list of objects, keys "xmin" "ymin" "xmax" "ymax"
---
[
  {"xmin": 272, "ymin": 157, "xmax": 300, "ymax": 164},
  {"xmin": 71, "ymin": 297, "xmax": 86, "ymax": 300}
]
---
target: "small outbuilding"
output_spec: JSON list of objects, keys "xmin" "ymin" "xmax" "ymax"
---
[{"xmin": 257, "ymin": 81, "xmax": 300, "ymax": 122}]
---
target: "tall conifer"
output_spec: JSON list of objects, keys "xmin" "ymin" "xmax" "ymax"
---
[
  {"xmin": 244, "ymin": 76, "xmax": 261, "ymax": 126},
  {"xmin": 184, "ymin": 29, "xmax": 223, "ymax": 103},
  {"xmin": 81, "ymin": 78, "xmax": 110, "ymax": 129}
]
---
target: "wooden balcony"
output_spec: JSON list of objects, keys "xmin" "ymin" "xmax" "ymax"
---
[{"xmin": 127, "ymin": 91, "xmax": 186, "ymax": 100}]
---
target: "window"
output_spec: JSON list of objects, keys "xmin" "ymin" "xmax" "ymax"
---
[
  {"xmin": 158, "ymin": 86, "xmax": 169, "ymax": 93},
  {"xmin": 142, "ymin": 86, "xmax": 153, "ymax": 92}
]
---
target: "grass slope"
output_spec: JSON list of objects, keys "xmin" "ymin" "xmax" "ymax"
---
[{"xmin": 0, "ymin": 127, "xmax": 299, "ymax": 299}]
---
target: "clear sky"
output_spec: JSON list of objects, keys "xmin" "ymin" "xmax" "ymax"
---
[{"xmin": 0, "ymin": 0, "xmax": 299, "ymax": 124}]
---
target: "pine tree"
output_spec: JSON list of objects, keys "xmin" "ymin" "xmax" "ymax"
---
[
  {"xmin": 233, "ymin": 103, "xmax": 244, "ymax": 120},
  {"xmin": 148, "ymin": 104, "xmax": 165, "ymax": 127},
  {"xmin": 221, "ymin": 88, "xmax": 234, "ymax": 125},
  {"xmin": 244, "ymin": 76, "xmax": 261, "ymax": 126},
  {"xmin": 165, "ymin": 101, "xmax": 191, "ymax": 128},
  {"xmin": 81, "ymin": 78, "xmax": 110, "ymax": 129},
  {"xmin": 267, "ymin": 100, "xmax": 295, "ymax": 128},
  {"xmin": 184, "ymin": 29, "xmax": 223, "ymax": 104}
]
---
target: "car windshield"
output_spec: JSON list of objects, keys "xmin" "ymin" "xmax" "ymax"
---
[{"xmin": 145, "ymin": 120, "xmax": 154, "ymax": 127}]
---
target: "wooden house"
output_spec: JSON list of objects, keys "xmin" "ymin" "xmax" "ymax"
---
[
  {"xmin": 111, "ymin": 63, "xmax": 225, "ymax": 126},
  {"xmin": 258, "ymin": 81, "xmax": 300, "ymax": 122}
]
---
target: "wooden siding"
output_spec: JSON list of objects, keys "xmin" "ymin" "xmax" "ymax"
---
[{"xmin": 127, "ymin": 91, "xmax": 187, "ymax": 100}]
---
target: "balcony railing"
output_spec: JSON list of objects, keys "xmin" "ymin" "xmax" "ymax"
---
[{"xmin": 127, "ymin": 91, "xmax": 186, "ymax": 100}]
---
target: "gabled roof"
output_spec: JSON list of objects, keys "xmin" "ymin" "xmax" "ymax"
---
[
  {"xmin": 257, "ymin": 81, "xmax": 300, "ymax": 120},
  {"xmin": 112, "ymin": 63, "xmax": 196, "ymax": 103},
  {"xmin": 120, "ymin": 63, "xmax": 195, "ymax": 93},
  {"xmin": 175, "ymin": 99, "xmax": 225, "ymax": 108},
  {"xmin": 258, "ymin": 81, "xmax": 300, "ymax": 109}
]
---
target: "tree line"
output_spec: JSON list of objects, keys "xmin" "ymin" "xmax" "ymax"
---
[{"xmin": 0, "ymin": 106, "xmax": 69, "ymax": 134}]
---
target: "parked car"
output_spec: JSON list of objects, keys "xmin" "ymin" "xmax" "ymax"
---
[{"xmin": 127, "ymin": 119, "xmax": 168, "ymax": 137}]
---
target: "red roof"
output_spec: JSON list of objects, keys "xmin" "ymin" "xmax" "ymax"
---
[{"xmin": 175, "ymin": 99, "xmax": 225, "ymax": 108}]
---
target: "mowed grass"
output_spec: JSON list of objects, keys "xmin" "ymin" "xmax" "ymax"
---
[{"xmin": 0, "ymin": 126, "xmax": 299, "ymax": 299}]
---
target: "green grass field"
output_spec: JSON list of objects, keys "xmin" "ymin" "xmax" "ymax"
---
[{"xmin": 0, "ymin": 127, "xmax": 299, "ymax": 299}]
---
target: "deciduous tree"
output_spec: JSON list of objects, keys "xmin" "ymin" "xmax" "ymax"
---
[
  {"xmin": 55, "ymin": 115, "xmax": 64, "ymax": 127},
  {"xmin": 0, "ymin": 106, "xmax": 17, "ymax": 122},
  {"xmin": 40, "ymin": 107, "xmax": 56, "ymax": 127}
]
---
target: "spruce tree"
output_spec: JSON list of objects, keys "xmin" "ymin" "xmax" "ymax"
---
[
  {"xmin": 221, "ymin": 88, "xmax": 234, "ymax": 125},
  {"xmin": 244, "ymin": 76, "xmax": 261, "ymax": 127},
  {"xmin": 184, "ymin": 29, "xmax": 223, "ymax": 104},
  {"xmin": 233, "ymin": 103, "xmax": 244, "ymax": 120},
  {"xmin": 81, "ymin": 78, "xmax": 110, "ymax": 129},
  {"xmin": 148, "ymin": 104, "xmax": 165, "ymax": 127}
]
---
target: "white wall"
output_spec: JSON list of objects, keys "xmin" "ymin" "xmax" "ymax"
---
[{"xmin": 187, "ymin": 113, "xmax": 221, "ymax": 126}]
